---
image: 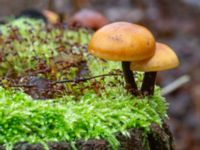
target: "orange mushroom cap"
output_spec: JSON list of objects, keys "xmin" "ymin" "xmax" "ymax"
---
[
  {"xmin": 69, "ymin": 9, "xmax": 108, "ymax": 30},
  {"xmin": 88, "ymin": 22, "xmax": 156, "ymax": 61},
  {"xmin": 42, "ymin": 10, "xmax": 59, "ymax": 24},
  {"xmin": 130, "ymin": 42, "xmax": 179, "ymax": 71}
]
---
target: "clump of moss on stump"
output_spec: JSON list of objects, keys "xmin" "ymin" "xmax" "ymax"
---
[{"xmin": 0, "ymin": 18, "xmax": 173, "ymax": 150}]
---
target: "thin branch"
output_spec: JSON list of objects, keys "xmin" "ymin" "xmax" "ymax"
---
[
  {"xmin": 0, "ymin": 83, "xmax": 35, "ymax": 88},
  {"xmin": 161, "ymin": 75, "xmax": 190, "ymax": 96},
  {"xmin": 10, "ymin": 84, "xmax": 35, "ymax": 88},
  {"xmin": 52, "ymin": 73, "xmax": 122, "ymax": 84},
  {"xmin": 0, "ymin": 73, "xmax": 122, "ymax": 88}
]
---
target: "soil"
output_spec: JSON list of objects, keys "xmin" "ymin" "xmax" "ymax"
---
[{"xmin": 0, "ymin": 122, "xmax": 174, "ymax": 150}]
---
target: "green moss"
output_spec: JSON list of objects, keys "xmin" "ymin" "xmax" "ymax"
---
[
  {"xmin": 0, "ymin": 18, "xmax": 44, "ymax": 36},
  {"xmin": 0, "ymin": 86, "xmax": 167, "ymax": 149},
  {"xmin": 0, "ymin": 19, "xmax": 167, "ymax": 150},
  {"xmin": 0, "ymin": 21, "xmax": 89, "ymax": 80}
]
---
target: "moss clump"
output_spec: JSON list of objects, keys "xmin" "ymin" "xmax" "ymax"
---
[
  {"xmin": 0, "ymin": 19, "xmax": 167, "ymax": 150},
  {"xmin": 0, "ymin": 86, "xmax": 167, "ymax": 149},
  {"xmin": 0, "ymin": 18, "xmax": 89, "ymax": 79}
]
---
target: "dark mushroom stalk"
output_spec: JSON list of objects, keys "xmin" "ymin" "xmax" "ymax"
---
[
  {"xmin": 122, "ymin": 61, "xmax": 138, "ymax": 95},
  {"xmin": 141, "ymin": 71, "xmax": 157, "ymax": 96}
]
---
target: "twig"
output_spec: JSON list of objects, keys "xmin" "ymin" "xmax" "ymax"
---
[
  {"xmin": 0, "ymin": 83, "xmax": 35, "ymax": 88},
  {"xmin": 52, "ymin": 73, "xmax": 122, "ymax": 84},
  {"xmin": 10, "ymin": 84, "xmax": 35, "ymax": 88},
  {"xmin": 0, "ymin": 73, "xmax": 122, "ymax": 88},
  {"xmin": 161, "ymin": 75, "xmax": 191, "ymax": 96}
]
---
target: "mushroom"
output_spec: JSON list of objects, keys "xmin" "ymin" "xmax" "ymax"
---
[
  {"xmin": 69, "ymin": 9, "xmax": 108, "ymax": 30},
  {"xmin": 42, "ymin": 10, "xmax": 60, "ymax": 24},
  {"xmin": 88, "ymin": 22, "xmax": 155, "ymax": 95},
  {"xmin": 131, "ymin": 42, "xmax": 179, "ymax": 96},
  {"xmin": 17, "ymin": 9, "xmax": 60, "ymax": 25}
]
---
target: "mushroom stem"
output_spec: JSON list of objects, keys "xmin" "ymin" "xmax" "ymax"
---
[
  {"xmin": 141, "ymin": 72, "xmax": 157, "ymax": 96},
  {"xmin": 122, "ymin": 61, "xmax": 138, "ymax": 95}
]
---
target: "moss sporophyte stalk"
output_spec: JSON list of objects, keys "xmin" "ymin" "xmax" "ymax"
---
[{"xmin": 0, "ymin": 18, "xmax": 167, "ymax": 149}]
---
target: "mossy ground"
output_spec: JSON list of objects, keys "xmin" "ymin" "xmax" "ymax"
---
[{"xmin": 0, "ymin": 18, "xmax": 168, "ymax": 150}]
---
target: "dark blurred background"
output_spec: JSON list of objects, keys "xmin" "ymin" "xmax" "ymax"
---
[{"xmin": 0, "ymin": 0, "xmax": 200, "ymax": 149}]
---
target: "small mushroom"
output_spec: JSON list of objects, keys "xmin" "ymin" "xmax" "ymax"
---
[
  {"xmin": 42, "ymin": 10, "xmax": 60, "ymax": 24},
  {"xmin": 17, "ymin": 9, "xmax": 60, "ymax": 25},
  {"xmin": 131, "ymin": 42, "xmax": 180, "ymax": 96},
  {"xmin": 88, "ymin": 22, "xmax": 155, "ymax": 95},
  {"xmin": 69, "ymin": 9, "xmax": 108, "ymax": 30}
]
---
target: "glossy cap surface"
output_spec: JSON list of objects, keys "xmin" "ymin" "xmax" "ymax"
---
[{"xmin": 88, "ymin": 22, "xmax": 155, "ymax": 61}]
